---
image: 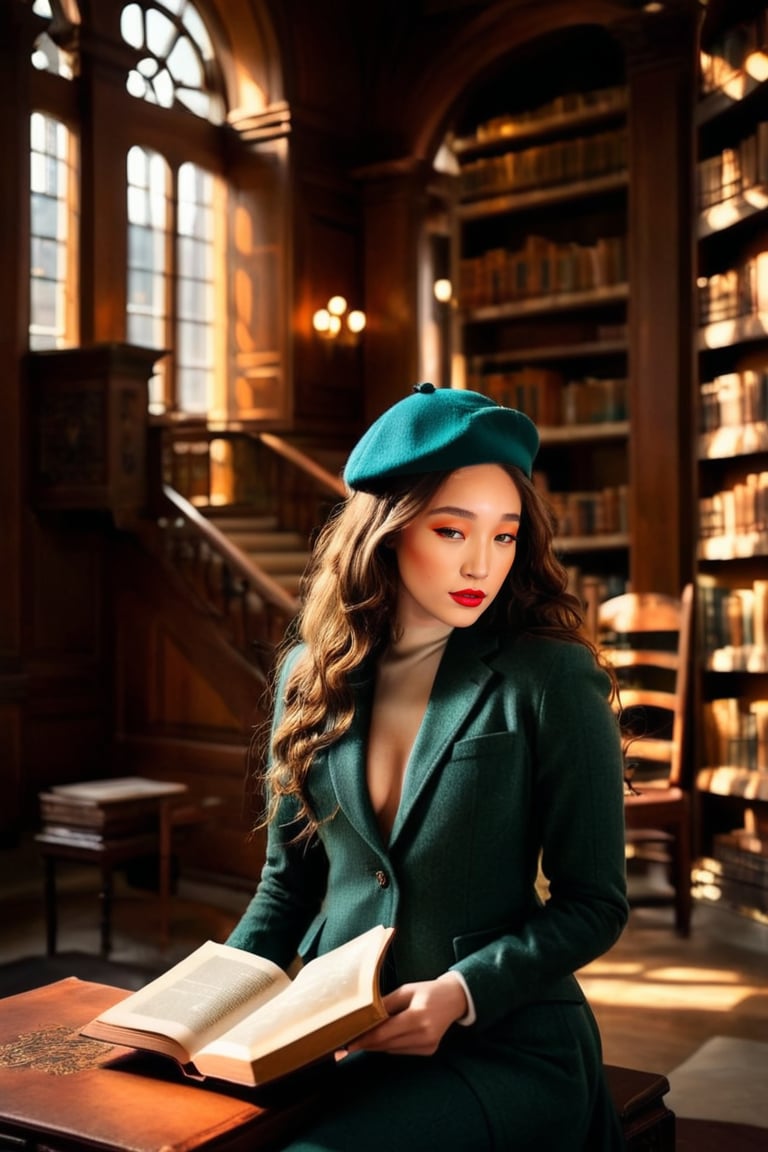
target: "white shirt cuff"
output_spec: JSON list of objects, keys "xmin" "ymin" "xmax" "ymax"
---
[{"xmin": 451, "ymin": 970, "xmax": 477, "ymax": 1026}]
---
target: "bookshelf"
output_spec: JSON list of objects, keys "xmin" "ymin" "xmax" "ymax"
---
[
  {"xmin": 694, "ymin": 0, "xmax": 768, "ymax": 922},
  {"xmin": 447, "ymin": 32, "xmax": 630, "ymax": 619}
]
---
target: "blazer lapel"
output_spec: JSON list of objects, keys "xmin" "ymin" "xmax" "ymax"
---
[
  {"xmin": 389, "ymin": 627, "xmax": 499, "ymax": 846},
  {"xmin": 326, "ymin": 670, "xmax": 384, "ymax": 853}
]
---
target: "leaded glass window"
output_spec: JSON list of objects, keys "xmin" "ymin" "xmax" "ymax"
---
[
  {"xmin": 30, "ymin": 112, "xmax": 78, "ymax": 349},
  {"xmin": 30, "ymin": 0, "xmax": 78, "ymax": 79},
  {"xmin": 127, "ymin": 146, "xmax": 170, "ymax": 411},
  {"xmin": 120, "ymin": 1, "xmax": 225, "ymax": 124}
]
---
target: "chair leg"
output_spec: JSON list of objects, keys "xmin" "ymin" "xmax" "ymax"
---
[{"xmin": 673, "ymin": 812, "xmax": 692, "ymax": 937}]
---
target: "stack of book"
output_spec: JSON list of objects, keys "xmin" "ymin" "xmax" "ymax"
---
[
  {"xmin": 699, "ymin": 829, "xmax": 768, "ymax": 918},
  {"xmin": 38, "ymin": 776, "xmax": 188, "ymax": 844}
]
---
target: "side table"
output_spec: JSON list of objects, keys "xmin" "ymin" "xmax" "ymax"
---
[{"xmin": 35, "ymin": 829, "xmax": 161, "ymax": 958}]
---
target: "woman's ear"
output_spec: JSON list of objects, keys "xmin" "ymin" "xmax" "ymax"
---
[{"xmin": 382, "ymin": 533, "xmax": 399, "ymax": 550}]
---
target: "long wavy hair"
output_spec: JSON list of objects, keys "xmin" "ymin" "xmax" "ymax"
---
[{"xmin": 261, "ymin": 465, "xmax": 615, "ymax": 835}]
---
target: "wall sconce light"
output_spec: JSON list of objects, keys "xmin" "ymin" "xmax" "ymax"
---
[
  {"xmin": 312, "ymin": 295, "xmax": 366, "ymax": 345},
  {"xmin": 433, "ymin": 278, "xmax": 453, "ymax": 304}
]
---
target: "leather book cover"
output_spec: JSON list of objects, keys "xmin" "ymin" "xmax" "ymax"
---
[{"xmin": 0, "ymin": 978, "xmax": 327, "ymax": 1152}]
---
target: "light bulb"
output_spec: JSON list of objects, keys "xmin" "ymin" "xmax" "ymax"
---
[
  {"xmin": 328, "ymin": 295, "xmax": 348, "ymax": 316},
  {"xmin": 312, "ymin": 308, "xmax": 331, "ymax": 333},
  {"xmin": 433, "ymin": 278, "xmax": 452, "ymax": 303},
  {"xmin": 347, "ymin": 310, "xmax": 366, "ymax": 334}
]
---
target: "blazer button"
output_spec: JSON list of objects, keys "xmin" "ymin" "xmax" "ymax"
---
[{"xmin": 374, "ymin": 869, "xmax": 390, "ymax": 889}]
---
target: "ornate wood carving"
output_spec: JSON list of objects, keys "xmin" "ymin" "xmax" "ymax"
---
[{"xmin": 27, "ymin": 343, "xmax": 163, "ymax": 514}]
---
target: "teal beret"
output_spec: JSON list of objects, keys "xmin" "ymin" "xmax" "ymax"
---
[{"xmin": 343, "ymin": 383, "xmax": 540, "ymax": 492}]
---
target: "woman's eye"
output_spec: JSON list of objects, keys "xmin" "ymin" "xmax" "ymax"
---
[
  {"xmin": 434, "ymin": 526, "xmax": 463, "ymax": 540},
  {"xmin": 497, "ymin": 533, "xmax": 518, "ymax": 545}
]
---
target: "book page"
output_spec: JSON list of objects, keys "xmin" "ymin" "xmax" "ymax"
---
[
  {"xmin": 92, "ymin": 941, "xmax": 290, "ymax": 1054},
  {"xmin": 198, "ymin": 925, "xmax": 392, "ymax": 1064},
  {"xmin": 51, "ymin": 776, "xmax": 187, "ymax": 802}
]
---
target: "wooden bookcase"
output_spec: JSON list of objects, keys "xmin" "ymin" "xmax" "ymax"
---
[
  {"xmin": 446, "ymin": 30, "xmax": 630, "ymax": 628},
  {"xmin": 693, "ymin": 0, "xmax": 768, "ymax": 920}
]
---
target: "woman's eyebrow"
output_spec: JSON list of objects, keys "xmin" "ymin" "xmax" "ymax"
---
[{"xmin": 428, "ymin": 505, "xmax": 521, "ymax": 522}]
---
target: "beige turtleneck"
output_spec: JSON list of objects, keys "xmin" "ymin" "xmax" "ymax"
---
[{"xmin": 366, "ymin": 622, "xmax": 452, "ymax": 840}]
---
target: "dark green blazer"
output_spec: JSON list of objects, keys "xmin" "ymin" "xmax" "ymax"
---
[{"xmin": 228, "ymin": 625, "xmax": 629, "ymax": 1149}]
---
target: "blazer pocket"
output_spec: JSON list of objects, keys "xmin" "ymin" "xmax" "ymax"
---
[
  {"xmin": 453, "ymin": 926, "xmax": 585, "ymax": 1005},
  {"xmin": 451, "ymin": 731, "xmax": 519, "ymax": 762},
  {"xmin": 452, "ymin": 923, "xmax": 513, "ymax": 960}
]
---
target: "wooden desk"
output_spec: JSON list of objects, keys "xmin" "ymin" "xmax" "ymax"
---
[
  {"xmin": 0, "ymin": 978, "xmax": 325, "ymax": 1152},
  {"xmin": 0, "ymin": 979, "xmax": 675, "ymax": 1152}
]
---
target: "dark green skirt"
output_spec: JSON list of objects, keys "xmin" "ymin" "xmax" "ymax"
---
[{"xmin": 277, "ymin": 1001, "xmax": 624, "ymax": 1151}]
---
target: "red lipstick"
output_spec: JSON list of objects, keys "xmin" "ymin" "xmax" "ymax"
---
[{"xmin": 450, "ymin": 589, "xmax": 486, "ymax": 607}]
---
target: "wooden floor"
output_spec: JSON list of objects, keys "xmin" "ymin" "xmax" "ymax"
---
[
  {"xmin": 1, "ymin": 835, "xmax": 766, "ymax": 1081},
  {"xmin": 580, "ymin": 900, "xmax": 768, "ymax": 1074}
]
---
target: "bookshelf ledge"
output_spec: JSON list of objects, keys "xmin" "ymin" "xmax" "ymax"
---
[
  {"xmin": 697, "ymin": 767, "xmax": 768, "ymax": 801},
  {"xmin": 451, "ymin": 90, "xmax": 628, "ymax": 157},
  {"xmin": 699, "ymin": 185, "xmax": 768, "ymax": 240},
  {"xmin": 554, "ymin": 532, "xmax": 630, "ymax": 554},
  {"xmin": 698, "ymin": 533, "xmax": 768, "ymax": 561},
  {"xmin": 539, "ymin": 420, "xmax": 629, "ymax": 445},
  {"xmin": 465, "ymin": 283, "xmax": 629, "ymax": 324},
  {"xmin": 698, "ymin": 312, "xmax": 768, "ymax": 351},
  {"xmin": 699, "ymin": 422, "xmax": 768, "ymax": 459},
  {"xmin": 457, "ymin": 171, "xmax": 629, "ymax": 219},
  {"xmin": 696, "ymin": 68, "xmax": 768, "ymax": 128}
]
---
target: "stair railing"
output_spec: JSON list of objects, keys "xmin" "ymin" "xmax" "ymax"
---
[
  {"xmin": 158, "ymin": 484, "xmax": 300, "ymax": 673},
  {"xmin": 257, "ymin": 432, "xmax": 346, "ymax": 500},
  {"xmin": 148, "ymin": 425, "xmax": 351, "ymax": 672}
]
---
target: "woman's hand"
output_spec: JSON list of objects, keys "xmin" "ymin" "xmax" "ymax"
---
[{"xmin": 346, "ymin": 973, "xmax": 469, "ymax": 1057}]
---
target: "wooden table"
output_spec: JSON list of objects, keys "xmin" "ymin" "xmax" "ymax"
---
[
  {"xmin": 0, "ymin": 978, "xmax": 326, "ymax": 1152},
  {"xmin": 0, "ymin": 978, "xmax": 675, "ymax": 1152},
  {"xmin": 34, "ymin": 778, "xmax": 218, "ymax": 956},
  {"xmin": 36, "ymin": 829, "xmax": 162, "ymax": 958}
]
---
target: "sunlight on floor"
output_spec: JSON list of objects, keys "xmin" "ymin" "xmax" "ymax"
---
[{"xmin": 580, "ymin": 959, "xmax": 764, "ymax": 1010}]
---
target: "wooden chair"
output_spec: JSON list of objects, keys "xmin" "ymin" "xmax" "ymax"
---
[{"xmin": 598, "ymin": 584, "xmax": 694, "ymax": 936}]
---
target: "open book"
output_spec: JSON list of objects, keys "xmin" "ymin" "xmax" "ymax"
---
[{"xmin": 81, "ymin": 924, "xmax": 394, "ymax": 1088}]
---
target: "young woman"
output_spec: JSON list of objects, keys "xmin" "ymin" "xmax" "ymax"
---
[{"xmin": 228, "ymin": 384, "xmax": 629, "ymax": 1150}]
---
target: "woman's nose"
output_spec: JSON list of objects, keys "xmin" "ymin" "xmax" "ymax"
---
[{"xmin": 460, "ymin": 547, "xmax": 488, "ymax": 580}]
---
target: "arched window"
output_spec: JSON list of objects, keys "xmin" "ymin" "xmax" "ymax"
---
[
  {"xmin": 121, "ymin": 1, "xmax": 226, "ymax": 415},
  {"xmin": 126, "ymin": 146, "xmax": 170, "ymax": 409},
  {"xmin": 27, "ymin": 0, "xmax": 289, "ymax": 423},
  {"xmin": 30, "ymin": 112, "xmax": 79, "ymax": 349},
  {"xmin": 120, "ymin": 0, "xmax": 224, "ymax": 124},
  {"xmin": 29, "ymin": 1, "xmax": 80, "ymax": 349}
]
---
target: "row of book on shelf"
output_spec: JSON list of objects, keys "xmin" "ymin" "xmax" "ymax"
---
[
  {"xmin": 461, "ymin": 85, "xmax": 626, "ymax": 147},
  {"xmin": 703, "ymin": 695, "xmax": 768, "ymax": 772},
  {"xmin": 700, "ymin": 369, "xmax": 768, "ymax": 442},
  {"xmin": 699, "ymin": 11, "xmax": 768, "ymax": 96},
  {"xmin": 458, "ymin": 127, "xmax": 627, "ymax": 200},
  {"xmin": 695, "ymin": 827, "xmax": 768, "ymax": 918},
  {"xmin": 698, "ymin": 250, "xmax": 768, "ymax": 326},
  {"xmin": 466, "ymin": 365, "xmax": 628, "ymax": 428},
  {"xmin": 697, "ymin": 121, "xmax": 768, "ymax": 210},
  {"xmin": 458, "ymin": 233, "xmax": 627, "ymax": 310},
  {"xmin": 698, "ymin": 470, "xmax": 768, "ymax": 555},
  {"xmin": 536, "ymin": 478, "xmax": 629, "ymax": 540},
  {"xmin": 698, "ymin": 576, "xmax": 768, "ymax": 671}
]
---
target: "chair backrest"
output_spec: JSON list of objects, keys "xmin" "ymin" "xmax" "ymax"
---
[{"xmin": 597, "ymin": 584, "xmax": 694, "ymax": 790}]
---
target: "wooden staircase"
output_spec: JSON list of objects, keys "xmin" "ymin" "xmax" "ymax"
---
[
  {"xmin": 108, "ymin": 429, "xmax": 346, "ymax": 888},
  {"xmin": 203, "ymin": 512, "xmax": 311, "ymax": 599}
]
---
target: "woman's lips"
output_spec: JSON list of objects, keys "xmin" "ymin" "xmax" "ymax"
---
[{"xmin": 449, "ymin": 590, "xmax": 486, "ymax": 607}]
